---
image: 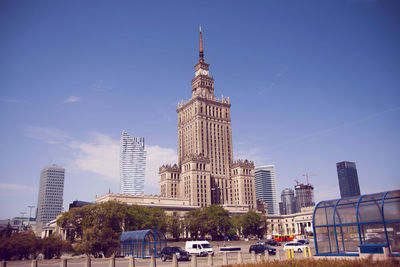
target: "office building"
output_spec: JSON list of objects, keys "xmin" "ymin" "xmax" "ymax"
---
[
  {"xmin": 280, "ymin": 188, "xmax": 296, "ymax": 215},
  {"xmin": 36, "ymin": 165, "xmax": 65, "ymax": 232},
  {"xmin": 159, "ymin": 27, "xmax": 257, "ymax": 210},
  {"xmin": 336, "ymin": 161, "xmax": 361, "ymax": 198},
  {"xmin": 254, "ymin": 165, "xmax": 279, "ymax": 215},
  {"xmin": 120, "ymin": 130, "xmax": 146, "ymax": 195},
  {"xmin": 295, "ymin": 183, "xmax": 314, "ymax": 211}
]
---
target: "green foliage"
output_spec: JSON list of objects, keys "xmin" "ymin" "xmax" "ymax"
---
[
  {"xmin": 167, "ymin": 213, "xmax": 183, "ymax": 241},
  {"xmin": 57, "ymin": 201, "xmax": 167, "ymax": 257},
  {"xmin": 0, "ymin": 231, "xmax": 71, "ymax": 260},
  {"xmin": 240, "ymin": 210, "xmax": 266, "ymax": 238},
  {"xmin": 40, "ymin": 234, "xmax": 72, "ymax": 259},
  {"xmin": 185, "ymin": 205, "xmax": 232, "ymax": 240}
]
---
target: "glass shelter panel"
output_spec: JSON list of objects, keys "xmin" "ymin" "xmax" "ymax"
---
[
  {"xmin": 383, "ymin": 195, "xmax": 400, "ymax": 221},
  {"xmin": 313, "ymin": 190, "xmax": 400, "ymax": 257},
  {"xmin": 358, "ymin": 197, "xmax": 383, "ymax": 223},
  {"xmin": 315, "ymin": 227, "xmax": 330, "ymax": 253},
  {"xmin": 335, "ymin": 203, "xmax": 357, "ymax": 224},
  {"xmin": 386, "ymin": 222, "xmax": 400, "ymax": 253}
]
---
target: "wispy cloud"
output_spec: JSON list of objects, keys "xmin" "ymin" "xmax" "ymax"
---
[
  {"xmin": 25, "ymin": 127, "xmax": 70, "ymax": 144},
  {"xmin": 66, "ymin": 133, "xmax": 177, "ymax": 194},
  {"xmin": 234, "ymin": 147, "xmax": 269, "ymax": 166},
  {"xmin": 92, "ymin": 80, "xmax": 112, "ymax": 92},
  {"xmin": 276, "ymin": 106, "xmax": 400, "ymax": 148},
  {"xmin": 64, "ymin": 96, "xmax": 81, "ymax": 103},
  {"xmin": 0, "ymin": 98, "xmax": 25, "ymax": 104},
  {"xmin": 0, "ymin": 183, "xmax": 37, "ymax": 193}
]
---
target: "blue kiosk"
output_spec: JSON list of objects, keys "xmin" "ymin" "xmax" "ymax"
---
[{"xmin": 120, "ymin": 229, "xmax": 167, "ymax": 258}]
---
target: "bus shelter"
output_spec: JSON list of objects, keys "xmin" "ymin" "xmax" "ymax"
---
[
  {"xmin": 120, "ymin": 229, "xmax": 167, "ymax": 258},
  {"xmin": 313, "ymin": 190, "xmax": 400, "ymax": 257}
]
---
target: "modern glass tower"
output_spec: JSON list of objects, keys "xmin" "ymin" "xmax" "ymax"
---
[
  {"xmin": 36, "ymin": 165, "xmax": 65, "ymax": 230},
  {"xmin": 336, "ymin": 161, "xmax": 361, "ymax": 198},
  {"xmin": 255, "ymin": 165, "xmax": 279, "ymax": 215},
  {"xmin": 280, "ymin": 188, "xmax": 296, "ymax": 215},
  {"xmin": 120, "ymin": 130, "xmax": 146, "ymax": 195}
]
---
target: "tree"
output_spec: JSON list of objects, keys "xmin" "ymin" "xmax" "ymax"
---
[
  {"xmin": 240, "ymin": 210, "xmax": 267, "ymax": 238},
  {"xmin": 167, "ymin": 213, "xmax": 183, "ymax": 241},
  {"xmin": 40, "ymin": 234, "xmax": 72, "ymax": 259},
  {"xmin": 185, "ymin": 209, "xmax": 207, "ymax": 239},
  {"xmin": 0, "ymin": 231, "xmax": 41, "ymax": 260},
  {"xmin": 203, "ymin": 205, "xmax": 232, "ymax": 240}
]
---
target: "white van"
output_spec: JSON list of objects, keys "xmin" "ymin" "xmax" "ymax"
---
[{"xmin": 185, "ymin": 241, "xmax": 214, "ymax": 256}]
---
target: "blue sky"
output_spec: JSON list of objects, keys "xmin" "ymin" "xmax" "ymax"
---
[{"xmin": 0, "ymin": 0, "xmax": 399, "ymax": 219}]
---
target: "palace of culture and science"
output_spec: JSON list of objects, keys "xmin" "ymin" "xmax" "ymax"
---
[{"xmin": 158, "ymin": 27, "xmax": 257, "ymax": 210}]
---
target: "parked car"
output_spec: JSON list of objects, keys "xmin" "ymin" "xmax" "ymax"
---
[
  {"xmin": 283, "ymin": 242, "xmax": 308, "ymax": 253},
  {"xmin": 160, "ymin": 247, "xmax": 190, "ymax": 261},
  {"xmin": 265, "ymin": 239, "xmax": 282, "ymax": 246},
  {"xmin": 297, "ymin": 239, "xmax": 309, "ymax": 245},
  {"xmin": 185, "ymin": 241, "xmax": 214, "ymax": 256},
  {"xmin": 249, "ymin": 244, "xmax": 276, "ymax": 255}
]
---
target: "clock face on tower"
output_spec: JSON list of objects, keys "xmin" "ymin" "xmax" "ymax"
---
[{"xmin": 195, "ymin": 69, "xmax": 209, "ymax": 77}]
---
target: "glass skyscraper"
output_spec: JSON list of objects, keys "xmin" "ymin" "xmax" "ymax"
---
[
  {"xmin": 255, "ymin": 165, "xmax": 279, "ymax": 215},
  {"xmin": 36, "ymin": 165, "xmax": 65, "ymax": 231},
  {"xmin": 336, "ymin": 161, "xmax": 361, "ymax": 198},
  {"xmin": 120, "ymin": 130, "xmax": 146, "ymax": 195}
]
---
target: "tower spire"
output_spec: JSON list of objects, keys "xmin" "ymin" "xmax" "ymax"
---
[{"xmin": 199, "ymin": 25, "xmax": 204, "ymax": 60}]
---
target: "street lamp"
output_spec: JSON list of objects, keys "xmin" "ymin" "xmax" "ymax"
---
[{"xmin": 20, "ymin": 211, "xmax": 26, "ymax": 230}]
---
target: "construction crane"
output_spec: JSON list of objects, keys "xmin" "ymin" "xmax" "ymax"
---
[{"xmin": 302, "ymin": 173, "xmax": 317, "ymax": 206}]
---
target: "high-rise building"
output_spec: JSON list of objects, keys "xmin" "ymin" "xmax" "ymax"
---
[
  {"xmin": 295, "ymin": 183, "xmax": 314, "ymax": 211},
  {"xmin": 336, "ymin": 161, "xmax": 360, "ymax": 198},
  {"xmin": 36, "ymin": 165, "xmax": 65, "ymax": 231},
  {"xmin": 254, "ymin": 165, "xmax": 278, "ymax": 215},
  {"xmin": 280, "ymin": 188, "xmax": 296, "ymax": 215},
  {"xmin": 120, "ymin": 130, "xmax": 146, "ymax": 195},
  {"xmin": 159, "ymin": 27, "xmax": 257, "ymax": 210}
]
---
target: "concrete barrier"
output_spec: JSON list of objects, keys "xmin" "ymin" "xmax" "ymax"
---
[
  {"xmin": 129, "ymin": 255, "xmax": 135, "ymax": 267},
  {"xmin": 31, "ymin": 260, "xmax": 38, "ymax": 267},
  {"xmin": 85, "ymin": 255, "xmax": 91, "ymax": 267},
  {"xmin": 207, "ymin": 253, "xmax": 213, "ymax": 267},
  {"xmin": 264, "ymin": 251, "xmax": 269, "ymax": 262},
  {"xmin": 237, "ymin": 251, "xmax": 243, "ymax": 264},
  {"xmin": 276, "ymin": 249, "xmax": 280, "ymax": 260},
  {"xmin": 109, "ymin": 255, "xmax": 115, "ymax": 267},
  {"xmin": 172, "ymin": 254, "xmax": 178, "ymax": 267},
  {"xmin": 256, "ymin": 253, "xmax": 262, "ymax": 263},
  {"xmin": 149, "ymin": 256, "xmax": 155, "ymax": 267},
  {"xmin": 60, "ymin": 258, "xmax": 67, "ymax": 267},
  {"xmin": 222, "ymin": 253, "xmax": 228, "ymax": 266},
  {"xmin": 251, "ymin": 251, "xmax": 256, "ymax": 263},
  {"xmin": 191, "ymin": 254, "xmax": 197, "ymax": 267}
]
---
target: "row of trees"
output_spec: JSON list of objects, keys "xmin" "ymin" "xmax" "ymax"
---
[
  {"xmin": 0, "ymin": 201, "xmax": 268, "ymax": 260},
  {"xmin": 0, "ymin": 230, "xmax": 72, "ymax": 260},
  {"xmin": 57, "ymin": 202, "xmax": 267, "ymax": 256}
]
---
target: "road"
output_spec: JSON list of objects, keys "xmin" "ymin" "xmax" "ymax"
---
[{"xmin": 6, "ymin": 240, "xmax": 315, "ymax": 267}]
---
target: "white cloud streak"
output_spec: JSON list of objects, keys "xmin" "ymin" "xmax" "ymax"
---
[
  {"xmin": 64, "ymin": 96, "xmax": 81, "ymax": 103},
  {"xmin": 25, "ymin": 127, "xmax": 70, "ymax": 144},
  {"xmin": 66, "ymin": 133, "xmax": 177, "ymax": 194},
  {"xmin": 0, "ymin": 183, "xmax": 37, "ymax": 193}
]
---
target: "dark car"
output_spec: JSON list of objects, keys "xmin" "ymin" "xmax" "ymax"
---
[
  {"xmin": 265, "ymin": 239, "xmax": 281, "ymax": 246},
  {"xmin": 249, "ymin": 244, "xmax": 276, "ymax": 255},
  {"xmin": 160, "ymin": 247, "xmax": 190, "ymax": 261},
  {"xmin": 263, "ymin": 245, "xmax": 276, "ymax": 255},
  {"xmin": 297, "ymin": 239, "xmax": 309, "ymax": 244}
]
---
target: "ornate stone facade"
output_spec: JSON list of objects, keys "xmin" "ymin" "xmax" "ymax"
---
[{"xmin": 159, "ymin": 27, "xmax": 256, "ymax": 210}]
